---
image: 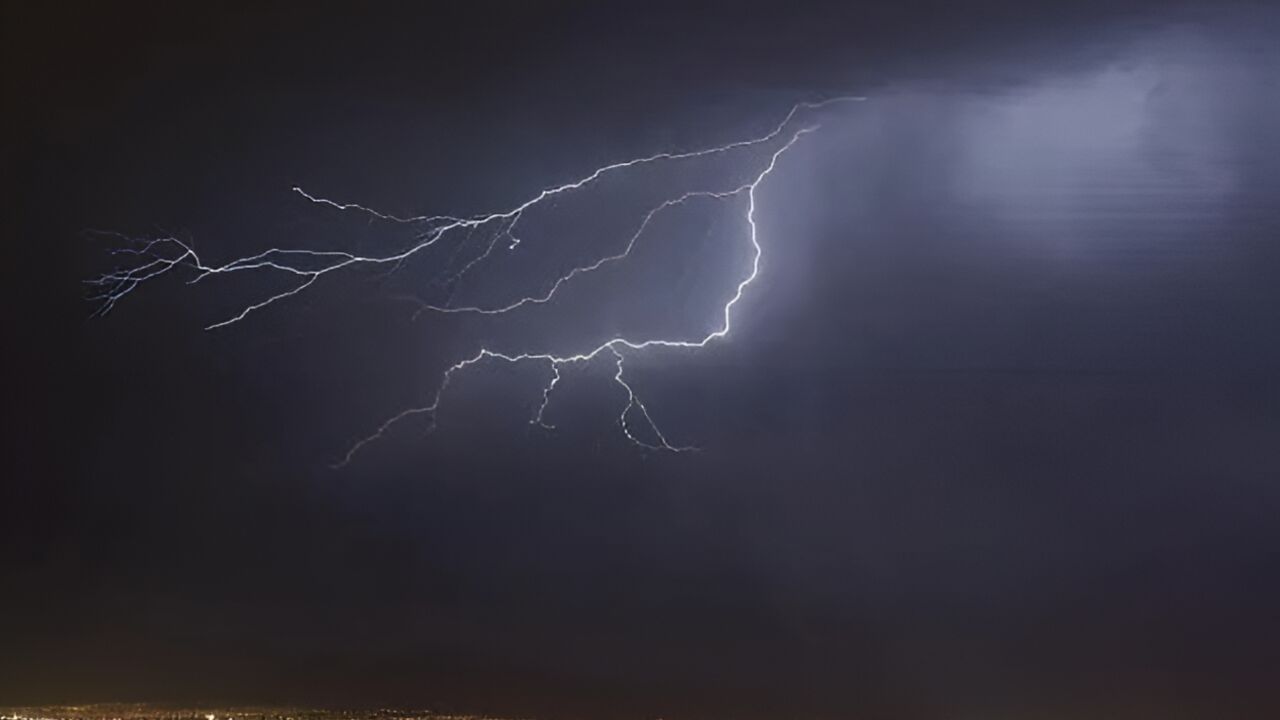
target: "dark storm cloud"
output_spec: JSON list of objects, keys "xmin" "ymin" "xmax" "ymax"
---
[{"xmin": 4, "ymin": 1, "xmax": 1279, "ymax": 718}]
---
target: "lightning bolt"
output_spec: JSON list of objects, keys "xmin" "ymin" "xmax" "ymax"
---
[{"xmin": 89, "ymin": 96, "xmax": 865, "ymax": 465}]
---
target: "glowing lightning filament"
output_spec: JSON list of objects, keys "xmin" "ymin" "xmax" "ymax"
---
[{"xmin": 89, "ymin": 96, "xmax": 865, "ymax": 465}]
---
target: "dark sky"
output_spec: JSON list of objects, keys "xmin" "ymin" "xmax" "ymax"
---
[{"xmin": 4, "ymin": 1, "xmax": 1280, "ymax": 718}]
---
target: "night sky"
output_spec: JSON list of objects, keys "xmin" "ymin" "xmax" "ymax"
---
[{"xmin": 5, "ymin": 1, "xmax": 1280, "ymax": 718}]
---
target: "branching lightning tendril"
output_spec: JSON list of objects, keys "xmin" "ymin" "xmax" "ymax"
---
[{"xmin": 88, "ymin": 96, "xmax": 865, "ymax": 465}]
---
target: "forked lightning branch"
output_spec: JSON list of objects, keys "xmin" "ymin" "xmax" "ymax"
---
[{"xmin": 89, "ymin": 97, "xmax": 864, "ymax": 465}]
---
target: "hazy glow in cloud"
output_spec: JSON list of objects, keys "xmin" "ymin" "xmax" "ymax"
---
[{"xmin": 956, "ymin": 53, "xmax": 1239, "ymax": 226}]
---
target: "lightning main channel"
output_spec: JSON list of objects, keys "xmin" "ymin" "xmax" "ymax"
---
[{"xmin": 89, "ymin": 96, "xmax": 864, "ymax": 465}]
